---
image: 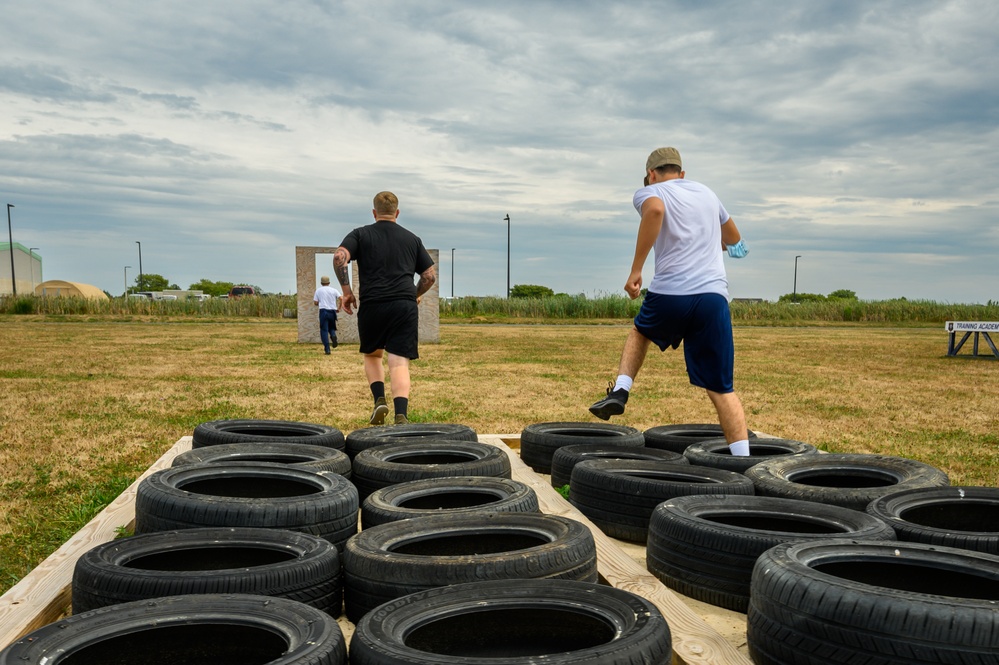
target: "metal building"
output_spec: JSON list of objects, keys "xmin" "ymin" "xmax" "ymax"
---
[{"xmin": 0, "ymin": 243, "xmax": 43, "ymax": 296}]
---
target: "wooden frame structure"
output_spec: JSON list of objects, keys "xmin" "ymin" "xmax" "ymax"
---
[
  {"xmin": 946, "ymin": 321, "xmax": 999, "ymax": 358},
  {"xmin": 0, "ymin": 435, "xmax": 750, "ymax": 665}
]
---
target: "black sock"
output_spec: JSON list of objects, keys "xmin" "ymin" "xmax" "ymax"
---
[
  {"xmin": 394, "ymin": 397, "xmax": 408, "ymax": 417},
  {"xmin": 371, "ymin": 381, "xmax": 385, "ymax": 402}
]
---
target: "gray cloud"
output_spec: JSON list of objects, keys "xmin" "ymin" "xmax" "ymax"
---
[{"xmin": 1, "ymin": 0, "xmax": 996, "ymax": 302}]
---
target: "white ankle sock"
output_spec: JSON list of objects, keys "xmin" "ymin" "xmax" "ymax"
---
[
  {"xmin": 613, "ymin": 375, "xmax": 633, "ymax": 392},
  {"xmin": 729, "ymin": 439, "xmax": 750, "ymax": 456}
]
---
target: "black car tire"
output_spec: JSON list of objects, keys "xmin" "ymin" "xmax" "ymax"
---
[
  {"xmin": 0, "ymin": 594, "xmax": 346, "ymax": 665},
  {"xmin": 550, "ymin": 443, "xmax": 685, "ymax": 489},
  {"xmin": 193, "ymin": 419, "xmax": 345, "ymax": 450},
  {"xmin": 569, "ymin": 459, "xmax": 754, "ymax": 542},
  {"xmin": 342, "ymin": 513, "xmax": 597, "ymax": 623},
  {"xmin": 72, "ymin": 527, "xmax": 342, "ymax": 616},
  {"xmin": 643, "ymin": 423, "xmax": 756, "ymax": 453},
  {"xmin": 745, "ymin": 453, "xmax": 950, "ymax": 511},
  {"xmin": 361, "ymin": 476, "xmax": 538, "ymax": 528},
  {"xmin": 747, "ymin": 539, "xmax": 999, "ymax": 665},
  {"xmin": 646, "ymin": 495, "xmax": 896, "ymax": 611},
  {"xmin": 134, "ymin": 462, "xmax": 358, "ymax": 551},
  {"xmin": 520, "ymin": 422, "xmax": 644, "ymax": 474},
  {"xmin": 683, "ymin": 437, "xmax": 819, "ymax": 474},
  {"xmin": 349, "ymin": 579, "xmax": 672, "ymax": 665},
  {"xmin": 351, "ymin": 441, "xmax": 511, "ymax": 502},
  {"xmin": 345, "ymin": 423, "xmax": 478, "ymax": 459},
  {"xmin": 866, "ymin": 485, "xmax": 999, "ymax": 554},
  {"xmin": 172, "ymin": 442, "xmax": 351, "ymax": 478}
]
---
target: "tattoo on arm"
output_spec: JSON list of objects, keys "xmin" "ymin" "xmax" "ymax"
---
[
  {"xmin": 415, "ymin": 266, "xmax": 437, "ymax": 298},
  {"xmin": 333, "ymin": 247, "xmax": 351, "ymax": 287}
]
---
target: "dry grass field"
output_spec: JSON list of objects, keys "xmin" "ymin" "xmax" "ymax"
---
[{"xmin": 1, "ymin": 318, "xmax": 997, "ymax": 593}]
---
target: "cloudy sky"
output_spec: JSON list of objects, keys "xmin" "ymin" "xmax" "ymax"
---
[{"xmin": 2, "ymin": 1, "xmax": 997, "ymax": 302}]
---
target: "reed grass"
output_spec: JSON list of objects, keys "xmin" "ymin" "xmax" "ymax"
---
[
  {"xmin": 4, "ymin": 293, "xmax": 996, "ymax": 324},
  {"xmin": 444, "ymin": 295, "xmax": 998, "ymax": 324},
  {"xmin": 0, "ymin": 295, "xmax": 296, "ymax": 318}
]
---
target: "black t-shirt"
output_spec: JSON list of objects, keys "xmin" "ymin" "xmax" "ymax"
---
[{"xmin": 340, "ymin": 221, "xmax": 435, "ymax": 303}]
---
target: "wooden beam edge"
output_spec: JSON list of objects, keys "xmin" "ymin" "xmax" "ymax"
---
[{"xmin": 479, "ymin": 434, "xmax": 752, "ymax": 665}]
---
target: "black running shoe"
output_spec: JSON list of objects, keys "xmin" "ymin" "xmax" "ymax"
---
[{"xmin": 589, "ymin": 382, "xmax": 628, "ymax": 420}]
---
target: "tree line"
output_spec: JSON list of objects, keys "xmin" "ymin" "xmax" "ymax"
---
[{"xmin": 127, "ymin": 275, "xmax": 259, "ymax": 297}]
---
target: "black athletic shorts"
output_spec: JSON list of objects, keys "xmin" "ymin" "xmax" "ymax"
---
[{"xmin": 357, "ymin": 299, "xmax": 420, "ymax": 359}]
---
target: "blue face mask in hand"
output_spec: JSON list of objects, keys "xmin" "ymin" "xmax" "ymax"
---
[{"xmin": 727, "ymin": 239, "xmax": 748, "ymax": 258}]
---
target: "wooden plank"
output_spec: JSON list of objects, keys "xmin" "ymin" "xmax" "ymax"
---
[
  {"xmin": 0, "ymin": 437, "xmax": 192, "ymax": 648},
  {"xmin": 480, "ymin": 434, "xmax": 752, "ymax": 665}
]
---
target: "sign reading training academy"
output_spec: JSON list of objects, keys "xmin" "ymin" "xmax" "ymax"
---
[{"xmin": 945, "ymin": 321, "xmax": 999, "ymax": 332}]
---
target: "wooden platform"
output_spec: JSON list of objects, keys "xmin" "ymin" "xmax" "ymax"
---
[{"xmin": 0, "ymin": 435, "xmax": 750, "ymax": 665}]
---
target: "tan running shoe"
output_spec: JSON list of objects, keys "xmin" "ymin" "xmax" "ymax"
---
[
  {"xmin": 369, "ymin": 397, "xmax": 389, "ymax": 425},
  {"xmin": 394, "ymin": 413, "xmax": 409, "ymax": 425}
]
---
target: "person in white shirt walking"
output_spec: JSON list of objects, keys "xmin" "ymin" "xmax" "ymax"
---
[
  {"xmin": 589, "ymin": 147, "xmax": 752, "ymax": 456},
  {"xmin": 313, "ymin": 276, "xmax": 342, "ymax": 355}
]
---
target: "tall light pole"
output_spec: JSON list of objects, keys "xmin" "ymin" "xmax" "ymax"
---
[
  {"xmin": 504, "ymin": 214, "xmax": 510, "ymax": 298},
  {"xmin": 135, "ymin": 241, "xmax": 143, "ymax": 290},
  {"xmin": 450, "ymin": 247, "xmax": 455, "ymax": 299},
  {"xmin": 6, "ymin": 204, "xmax": 15, "ymax": 296},
  {"xmin": 793, "ymin": 255, "xmax": 802, "ymax": 303},
  {"xmin": 124, "ymin": 266, "xmax": 132, "ymax": 297},
  {"xmin": 29, "ymin": 248, "xmax": 39, "ymax": 294}
]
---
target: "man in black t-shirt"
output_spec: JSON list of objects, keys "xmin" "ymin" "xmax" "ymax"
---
[{"xmin": 334, "ymin": 191, "xmax": 436, "ymax": 425}]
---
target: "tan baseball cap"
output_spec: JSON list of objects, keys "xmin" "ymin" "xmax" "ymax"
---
[
  {"xmin": 321, "ymin": 276, "xmax": 330, "ymax": 285},
  {"xmin": 646, "ymin": 147, "xmax": 682, "ymax": 171}
]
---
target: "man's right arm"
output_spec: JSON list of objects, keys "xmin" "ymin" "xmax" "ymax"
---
[
  {"xmin": 625, "ymin": 198, "xmax": 665, "ymax": 299},
  {"xmin": 333, "ymin": 246, "xmax": 356, "ymax": 314}
]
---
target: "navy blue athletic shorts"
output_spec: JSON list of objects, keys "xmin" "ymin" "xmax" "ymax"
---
[
  {"xmin": 358, "ymin": 299, "xmax": 420, "ymax": 359},
  {"xmin": 633, "ymin": 292, "xmax": 734, "ymax": 393}
]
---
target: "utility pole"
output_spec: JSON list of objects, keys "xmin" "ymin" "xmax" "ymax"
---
[
  {"xmin": 451, "ymin": 247, "xmax": 455, "ymax": 299},
  {"xmin": 136, "ymin": 241, "xmax": 143, "ymax": 289},
  {"xmin": 793, "ymin": 255, "xmax": 802, "ymax": 303},
  {"xmin": 6, "ymin": 204, "xmax": 15, "ymax": 296},
  {"xmin": 504, "ymin": 214, "xmax": 510, "ymax": 298}
]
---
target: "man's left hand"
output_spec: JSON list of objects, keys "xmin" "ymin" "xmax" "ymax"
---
[{"xmin": 727, "ymin": 240, "xmax": 749, "ymax": 258}]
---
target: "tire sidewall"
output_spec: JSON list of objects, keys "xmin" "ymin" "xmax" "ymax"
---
[{"xmin": 350, "ymin": 579, "xmax": 672, "ymax": 665}]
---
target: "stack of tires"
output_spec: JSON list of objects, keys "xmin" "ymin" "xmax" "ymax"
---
[
  {"xmin": 631, "ymin": 429, "xmax": 999, "ymax": 664},
  {"xmin": 744, "ymin": 483, "xmax": 999, "ymax": 664},
  {"xmin": 0, "ymin": 420, "xmax": 356, "ymax": 663},
  {"xmin": 343, "ymin": 431, "xmax": 673, "ymax": 665},
  {"xmin": 88, "ymin": 419, "xmax": 361, "ymax": 618},
  {"xmin": 3, "ymin": 419, "xmax": 680, "ymax": 665}
]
